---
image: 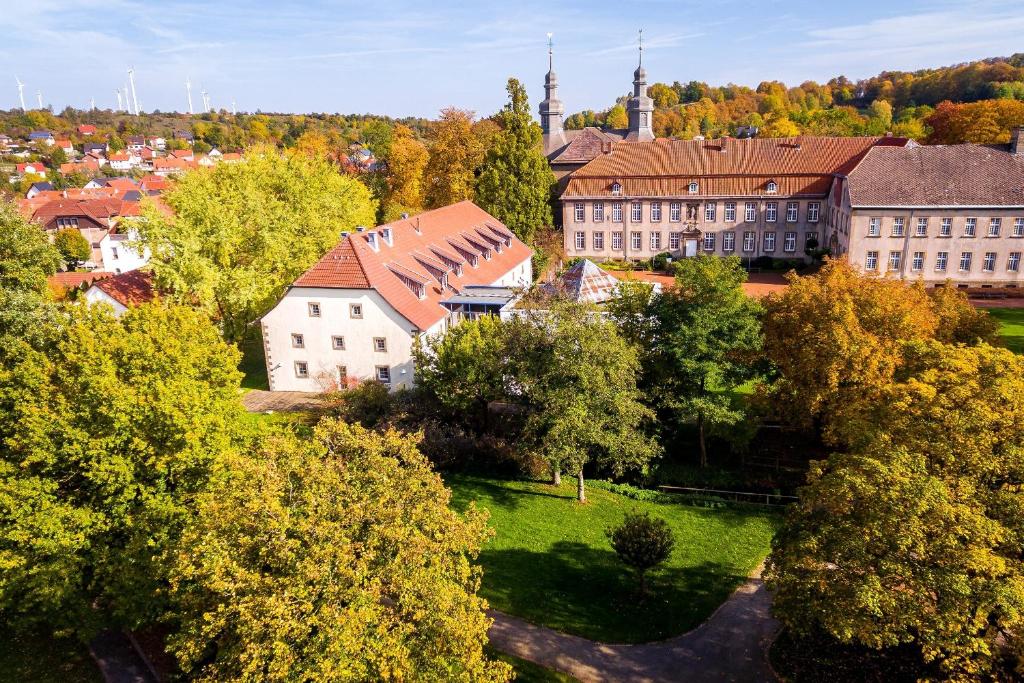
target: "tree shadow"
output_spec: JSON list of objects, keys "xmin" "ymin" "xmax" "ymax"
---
[{"xmin": 446, "ymin": 476, "xmax": 576, "ymax": 513}]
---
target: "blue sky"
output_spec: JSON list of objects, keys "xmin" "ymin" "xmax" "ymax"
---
[{"xmin": 3, "ymin": 0, "xmax": 1024, "ymax": 118}]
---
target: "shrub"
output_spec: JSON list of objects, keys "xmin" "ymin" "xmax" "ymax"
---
[
  {"xmin": 331, "ymin": 380, "xmax": 394, "ymax": 428},
  {"xmin": 651, "ymin": 251, "xmax": 673, "ymax": 271},
  {"xmin": 606, "ymin": 512, "xmax": 675, "ymax": 594}
]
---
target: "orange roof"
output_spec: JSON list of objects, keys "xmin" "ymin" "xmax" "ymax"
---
[
  {"xmin": 108, "ymin": 152, "xmax": 130, "ymax": 161},
  {"xmin": 170, "ymin": 149, "xmax": 193, "ymax": 159},
  {"xmin": 91, "ymin": 270, "xmax": 154, "ymax": 307},
  {"xmin": 290, "ymin": 201, "xmax": 533, "ymax": 330},
  {"xmin": 48, "ymin": 271, "xmax": 111, "ymax": 290},
  {"xmin": 139, "ymin": 175, "xmax": 169, "ymax": 191},
  {"xmin": 31, "ymin": 197, "xmax": 139, "ymax": 224}
]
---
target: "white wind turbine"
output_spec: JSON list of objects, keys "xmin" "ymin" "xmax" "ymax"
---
[
  {"xmin": 200, "ymin": 89, "xmax": 210, "ymax": 112},
  {"xmin": 36, "ymin": 90, "xmax": 43, "ymax": 109},
  {"xmin": 185, "ymin": 77, "xmax": 194, "ymax": 115},
  {"xmin": 123, "ymin": 82, "xmax": 131, "ymax": 113},
  {"xmin": 127, "ymin": 67, "xmax": 140, "ymax": 115},
  {"xmin": 14, "ymin": 76, "xmax": 26, "ymax": 112},
  {"xmin": 115, "ymin": 88, "xmax": 123, "ymax": 111}
]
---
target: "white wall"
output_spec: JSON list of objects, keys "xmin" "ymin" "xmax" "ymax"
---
[
  {"xmin": 99, "ymin": 232, "xmax": 149, "ymax": 274},
  {"xmin": 84, "ymin": 286, "xmax": 128, "ymax": 316}
]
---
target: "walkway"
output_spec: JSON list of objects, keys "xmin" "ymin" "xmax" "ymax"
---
[
  {"xmin": 241, "ymin": 389, "xmax": 323, "ymax": 412},
  {"xmin": 89, "ymin": 631, "xmax": 158, "ymax": 683},
  {"xmin": 487, "ymin": 565, "xmax": 778, "ymax": 683}
]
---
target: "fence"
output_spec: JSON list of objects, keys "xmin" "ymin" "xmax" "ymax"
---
[{"xmin": 657, "ymin": 485, "xmax": 797, "ymax": 508}]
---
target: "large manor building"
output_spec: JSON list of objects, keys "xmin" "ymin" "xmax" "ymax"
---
[{"xmin": 545, "ymin": 45, "xmax": 1024, "ymax": 287}]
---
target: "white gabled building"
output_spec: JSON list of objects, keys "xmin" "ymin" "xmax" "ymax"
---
[{"xmin": 261, "ymin": 201, "xmax": 534, "ymax": 392}]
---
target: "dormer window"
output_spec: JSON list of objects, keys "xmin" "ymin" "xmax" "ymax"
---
[
  {"xmin": 688, "ymin": 182, "xmax": 699, "ymax": 194},
  {"xmin": 366, "ymin": 231, "xmax": 379, "ymax": 251},
  {"xmin": 380, "ymin": 227, "xmax": 393, "ymax": 246},
  {"xmin": 417, "ymin": 284, "xmax": 426, "ymax": 299},
  {"xmin": 611, "ymin": 182, "xmax": 622, "ymax": 196},
  {"xmin": 766, "ymin": 181, "xmax": 778, "ymax": 194}
]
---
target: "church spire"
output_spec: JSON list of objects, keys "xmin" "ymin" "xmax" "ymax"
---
[
  {"xmin": 540, "ymin": 32, "xmax": 565, "ymax": 147},
  {"xmin": 626, "ymin": 28, "xmax": 654, "ymax": 140},
  {"xmin": 638, "ymin": 28, "xmax": 643, "ymax": 67}
]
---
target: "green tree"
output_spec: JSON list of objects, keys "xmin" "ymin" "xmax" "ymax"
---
[
  {"xmin": 52, "ymin": 228, "xmax": 91, "ymax": 270},
  {"xmin": 651, "ymin": 256, "xmax": 763, "ymax": 467},
  {"xmin": 605, "ymin": 104, "xmax": 628, "ymax": 130},
  {"xmin": 0, "ymin": 304, "xmax": 245, "ymax": 636},
  {"xmin": 381, "ymin": 124, "xmax": 428, "ymax": 221},
  {"xmin": 424, "ymin": 108, "xmax": 482, "ymax": 209},
  {"xmin": 475, "ymin": 78, "xmax": 555, "ymax": 245},
  {"xmin": 135, "ymin": 147, "xmax": 376, "ymax": 341},
  {"xmin": 648, "ymin": 83, "xmax": 680, "ymax": 109},
  {"xmin": 168, "ymin": 420, "xmax": 511, "ymax": 682},
  {"xmin": 607, "ymin": 513, "xmax": 675, "ymax": 595},
  {"xmin": 928, "ymin": 284, "xmax": 1000, "ymax": 345},
  {"xmin": 0, "ymin": 199, "xmax": 61, "ymax": 352}
]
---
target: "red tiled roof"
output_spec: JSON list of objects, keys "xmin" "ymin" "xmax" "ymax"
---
[
  {"xmin": 91, "ymin": 270, "xmax": 154, "ymax": 307},
  {"xmin": 48, "ymin": 271, "xmax": 110, "ymax": 290},
  {"xmin": 31, "ymin": 197, "xmax": 139, "ymax": 225},
  {"xmin": 550, "ymin": 127, "xmax": 624, "ymax": 164},
  {"xmin": 290, "ymin": 201, "xmax": 532, "ymax": 330},
  {"xmin": 77, "ymin": 125, "xmax": 97, "ymax": 134}
]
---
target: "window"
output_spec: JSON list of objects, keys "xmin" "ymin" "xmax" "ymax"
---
[
  {"xmin": 723, "ymin": 231, "xmax": 735, "ymax": 252},
  {"xmin": 687, "ymin": 181, "xmax": 698, "ymax": 194},
  {"xmin": 612, "ymin": 202, "xmax": 623, "ymax": 222},
  {"xmin": 892, "ymin": 217, "xmax": 905, "ymax": 237},
  {"xmin": 703, "ymin": 232, "xmax": 715, "ymax": 251},
  {"xmin": 763, "ymin": 231, "xmax": 776, "ymax": 252},
  {"xmin": 1014, "ymin": 218, "xmax": 1024, "ymax": 237},
  {"xmin": 376, "ymin": 365, "xmax": 391, "ymax": 384},
  {"xmin": 807, "ymin": 202, "xmax": 820, "ymax": 223},
  {"xmin": 936, "ymin": 251, "xmax": 948, "ymax": 272},
  {"xmin": 766, "ymin": 180, "xmax": 778, "ymax": 193},
  {"xmin": 373, "ymin": 337, "xmax": 387, "ymax": 352},
  {"xmin": 783, "ymin": 232, "xmax": 797, "ymax": 252},
  {"xmin": 332, "ymin": 335, "xmax": 345, "ymax": 350},
  {"xmin": 631, "ymin": 202, "xmax": 642, "ymax": 222},
  {"xmin": 786, "ymin": 202, "xmax": 799, "ymax": 223},
  {"xmin": 916, "ymin": 217, "xmax": 928, "ymax": 236},
  {"xmin": 912, "ymin": 251, "xmax": 924, "ymax": 271},
  {"xmin": 940, "ymin": 218, "xmax": 952, "ymax": 237},
  {"xmin": 294, "ymin": 361, "xmax": 309, "ymax": 378},
  {"xmin": 667, "ymin": 232, "xmax": 680, "ymax": 250},
  {"xmin": 56, "ymin": 217, "xmax": 80, "ymax": 228},
  {"xmin": 337, "ymin": 366, "xmax": 347, "ymax": 383},
  {"xmin": 765, "ymin": 202, "xmax": 777, "ymax": 223},
  {"xmin": 593, "ymin": 202, "xmax": 605, "ymax": 222},
  {"xmin": 704, "ymin": 203, "xmax": 716, "ymax": 222},
  {"xmin": 983, "ymin": 252, "xmax": 996, "ymax": 272},
  {"xmin": 989, "ymin": 218, "xmax": 1002, "ymax": 237},
  {"xmin": 111, "ymin": 247, "xmax": 119, "ymax": 260},
  {"xmin": 593, "ymin": 231, "xmax": 604, "ymax": 250},
  {"xmin": 611, "ymin": 182, "xmax": 622, "ymax": 196},
  {"xmin": 888, "ymin": 250, "xmax": 902, "ymax": 271},
  {"xmin": 868, "ymin": 218, "xmax": 881, "ymax": 236},
  {"xmin": 742, "ymin": 231, "xmax": 756, "ymax": 252},
  {"xmin": 349, "ymin": 303, "xmax": 362, "ymax": 319},
  {"xmin": 631, "ymin": 232, "xmax": 642, "ymax": 250},
  {"xmin": 959, "ymin": 251, "xmax": 973, "ymax": 272},
  {"xmin": 725, "ymin": 202, "xmax": 737, "ymax": 222},
  {"xmin": 291, "ymin": 333, "xmax": 305, "ymax": 348},
  {"xmin": 744, "ymin": 202, "xmax": 756, "ymax": 222},
  {"xmin": 650, "ymin": 232, "xmax": 662, "ymax": 250},
  {"xmin": 651, "ymin": 202, "xmax": 662, "ymax": 222},
  {"xmin": 612, "ymin": 232, "xmax": 623, "ymax": 250},
  {"xmin": 574, "ymin": 231, "xmax": 585, "ymax": 250},
  {"xmin": 669, "ymin": 202, "xmax": 682, "ymax": 222},
  {"xmin": 965, "ymin": 218, "xmax": 977, "ymax": 237},
  {"xmin": 1009, "ymin": 252, "xmax": 1021, "ymax": 272},
  {"xmin": 806, "ymin": 232, "xmax": 819, "ymax": 249},
  {"xmin": 573, "ymin": 202, "xmax": 584, "ymax": 222},
  {"xmin": 308, "ymin": 302, "xmax": 321, "ymax": 317},
  {"xmin": 865, "ymin": 251, "xmax": 878, "ymax": 271}
]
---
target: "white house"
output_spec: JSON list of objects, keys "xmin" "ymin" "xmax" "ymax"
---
[
  {"xmin": 84, "ymin": 270, "xmax": 154, "ymax": 316},
  {"xmin": 98, "ymin": 229, "xmax": 150, "ymax": 274},
  {"xmin": 261, "ymin": 201, "xmax": 533, "ymax": 392}
]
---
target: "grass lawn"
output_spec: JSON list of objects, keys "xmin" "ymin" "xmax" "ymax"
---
[
  {"xmin": 0, "ymin": 627, "xmax": 101, "ymax": 683},
  {"xmin": 485, "ymin": 647, "xmax": 579, "ymax": 682},
  {"xmin": 988, "ymin": 307, "xmax": 1024, "ymax": 354},
  {"xmin": 237, "ymin": 332, "xmax": 268, "ymax": 392},
  {"xmin": 447, "ymin": 475, "xmax": 780, "ymax": 643}
]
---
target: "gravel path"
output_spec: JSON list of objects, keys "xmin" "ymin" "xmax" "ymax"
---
[{"xmin": 487, "ymin": 564, "xmax": 778, "ymax": 683}]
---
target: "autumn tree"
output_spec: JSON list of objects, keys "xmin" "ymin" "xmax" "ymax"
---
[
  {"xmin": 604, "ymin": 104, "xmax": 628, "ymax": 130},
  {"xmin": 424, "ymin": 108, "xmax": 483, "ymax": 209},
  {"xmin": 135, "ymin": 147, "xmax": 376, "ymax": 341},
  {"xmin": 168, "ymin": 420, "xmax": 511, "ymax": 682},
  {"xmin": 475, "ymin": 78, "xmax": 555, "ymax": 245},
  {"xmin": 928, "ymin": 284, "xmax": 1000, "ymax": 345},
  {"xmin": 380, "ymin": 124, "xmax": 428, "ymax": 221},
  {"xmin": 53, "ymin": 228, "xmax": 91, "ymax": 270},
  {"xmin": 0, "ymin": 304, "xmax": 245, "ymax": 636},
  {"xmin": 0, "ymin": 199, "xmax": 61, "ymax": 351}
]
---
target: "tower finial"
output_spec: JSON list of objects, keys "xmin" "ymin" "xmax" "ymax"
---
[
  {"xmin": 547, "ymin": 32, "xmax": 553, "ymax": 71},
  {"xmin": 638, "ymin": 28, "xmax": 643, "ymax": 66}
]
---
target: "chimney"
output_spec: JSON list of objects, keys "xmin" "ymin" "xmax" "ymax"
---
[
  {"xmin": 355, "ymin": 225, "xmax": 366, "ymax": 232},
  {"xmin": 1012, "ymin": 127, "xmax": 1024, "ymax": 156},
  {"xmin": 340, "ymin": 230, "xmax": 350, "ymax": 239},
  {"xmin": 414, "ymin": 217, "xmax": 421, "ymax": 234},
  {"xmin": 400, "ymin": 212, "xmax": 409, "ymax": 220}
]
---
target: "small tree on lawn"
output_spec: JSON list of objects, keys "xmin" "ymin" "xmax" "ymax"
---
[
  {"xmin": 607, "ymin": 512, "xmax": 675, "ymax": 595},
  {"xmin": 53, "ymin": 228, "xmax": 91, "ymax": 270}
]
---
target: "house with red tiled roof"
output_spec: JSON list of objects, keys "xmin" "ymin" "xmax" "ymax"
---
[
  {"xmin": 153, "ymin": 157, "xmax": 192, "ymax": 177},
  {"xmin": 31, "ymin": 197, "xmax": 142, "ymax": 268},
  {"xmin": 260, "ymin": 201, "xmax": 534, "ymax": 392},
  {"xmin": 77, "ymin": 124, "xmax": 97, "ymax": 136},
  {"xmin": 84, "ymin": 270, "xmax": 155, "ymax": 315}
]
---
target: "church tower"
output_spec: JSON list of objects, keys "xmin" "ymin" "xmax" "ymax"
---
[
  {"xmin": 626, "ymin": 30, "xmax": 654, "ymax": 141},
  {"xmin": 539, "ymin": 34, "xmax": 566, "ymax": 151}
]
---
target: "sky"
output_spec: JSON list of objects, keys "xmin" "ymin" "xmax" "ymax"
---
[{"xmin": 3, "ymin": 0, "xmax": 1024, "ymax": 119}]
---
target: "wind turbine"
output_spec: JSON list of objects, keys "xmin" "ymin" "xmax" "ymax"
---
[
  {"xmin": 231, "ymin": 99, "xmax": 236, "ymax": 116},
  {"xmin": 200, "ymin": 89, "xmax": 209, "ymax": 112},
  {"xmin": 127, "ymin": 67, "xmax": 139, "ymax": 115},
  {"xmin": 123, "ymin": 82, "xmax": 132, "ymax": 113},
  {"xmin": 185, "ymin": 77, "xmax": 194, "ymax": 115},
  {"xmin": 14, "ymin": 76, "xmax": 26, "ymax": 112},
  {"xmin": 36, "ymin": 90, "xmax": 43, "ymax": 109},
  {"xmin": 90, "ymin": 96, "xmax": 95, "ymax": 111},
  {"xmin": 115, "ymin": 88, "xmax": 123, "ymax": 111}
]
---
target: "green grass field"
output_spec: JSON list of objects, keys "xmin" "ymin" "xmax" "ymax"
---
[
  {"xmin": 485, "ymin": 647, "xmax": 579, "ymax": 682},
  {"xmin": 988, "ymin": 307, "xmax": 1024, "ymax": 354},
  {"xmin": 447, "ymin": 475, "xmax": 780, "ymax": 643},
  {"xmin": 237, "ymin": 333, "xmax": 268, "ymax": 392},
  {"xmin": 0, "ymin": 627, "xmax": 101, "ymax": 683}
]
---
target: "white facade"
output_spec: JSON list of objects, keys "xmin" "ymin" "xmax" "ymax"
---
[
  {"xmin": 84, "ymin": 285, "xmax": 128, "ymax": 315},
  {"xmin": 99, "ymin": 231, "xmax": 150, "ymax": 274}
]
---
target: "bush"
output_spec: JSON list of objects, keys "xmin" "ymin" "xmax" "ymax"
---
[
  {"xmin": 606, "ymin": 512, "xmax": 675, "ymax": 594},
  {"xmin": 751, "ymin": 255, "xmax": 774, "ymax": 270},
  {"xmin": 329, "ymin": 380, "xmax": 394, "ymax": 428},
  {"xmin": 651, "ymin": 251, "xmax": 673, "ymax": 271}
]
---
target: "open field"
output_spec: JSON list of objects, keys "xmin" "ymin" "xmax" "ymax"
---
[{"xmin": 988, "ymin": 307, "xmax": 1024, "ymax": 354}]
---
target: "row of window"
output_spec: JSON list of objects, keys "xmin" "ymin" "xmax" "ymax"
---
[
  {"xmin": 572, "ymin": 201, "xmax": 821, "ymax": 224},
  {"xmin": 866, "ymin": 217, "xmax": 1024, "ymax": 238},
  {"xmin": 608, "ymin": 180, "xmax": 783, "ymax": 196},
  {"xmin": 307, "ymin": 302, "xmax": 362, "ymax": 318},
  {"xmin": 573, "ymin": 230, "xmax": 818, "ymax": 253},
  {"xmin": 291, "ymin": 333, "xmax": 387, "ymax": 352},
  {"xmin": 293, "ymin": 361, "xmax": 391, "ymax": 384},
  {"xmin": 864, "ymin": 250, "xmax": 1022, "ymax": 274}
]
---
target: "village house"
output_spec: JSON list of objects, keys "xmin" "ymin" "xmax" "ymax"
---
[
  {"xmin": 84, "ymin": 270, "xmax": 154, "ymax": 315},
  {"xmin": 30, "ymin": 197, "xmax": 142, "ymax": 268},
  {"xmin": 261, "ymin": 201, "xmax": 533, "ymax": 392},
  {"xmin": 77, "ymin": 124, "xmax": 97, "ymax": 136}
]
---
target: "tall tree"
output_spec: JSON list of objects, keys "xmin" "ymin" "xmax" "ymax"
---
[
  {"xmin": 424, "ymin": 108, "xmax": 482, "ymax": 209},
  {"xmin": 475, "ymin": 78, "xmax": 555, "ymax": 245},
  {"xmin": 0, "ymin": 199, "xmax": 61, "ymax": 352},
  {"xmin": 381, "ymin": 124, "xmax": 428, "ymax": 221},
  {"xmin": 605, "ymin": 104, "xmax": 628, "ymax": 129},
  {"xmin": 53, "ymin": 228, "xmax": 91, "ymax": 270},
  {"xmin": 169, "ymin": 420, "xmax": 511, "ymax": 682},
  {"xmin": 650, "ymin": 256, "xmax": 763, "ymax": 467},
  {"xmin": 135, "ymin": 147, "xmax": 376, "ymax": 341}
]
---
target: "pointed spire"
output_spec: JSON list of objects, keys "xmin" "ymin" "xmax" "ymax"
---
[
  {"xmin": 547, "ymin": 32, "xmax": 554, "ymax": 71},
  {"xmin": 638, "ymin": 28, "xmax": 643, "ymax": 67}
]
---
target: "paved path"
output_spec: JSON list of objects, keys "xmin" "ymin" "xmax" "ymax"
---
[
  {"xmin": 241, "ymin": 389, "xmax": 323, "ymax": 412},
  {"xmin": 487, "ymin": 565, "xmax": 778, "ymax": 683},
  {"xmin": 89, "ymin": 630, "xmax": 158, "ymax": 683}
]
